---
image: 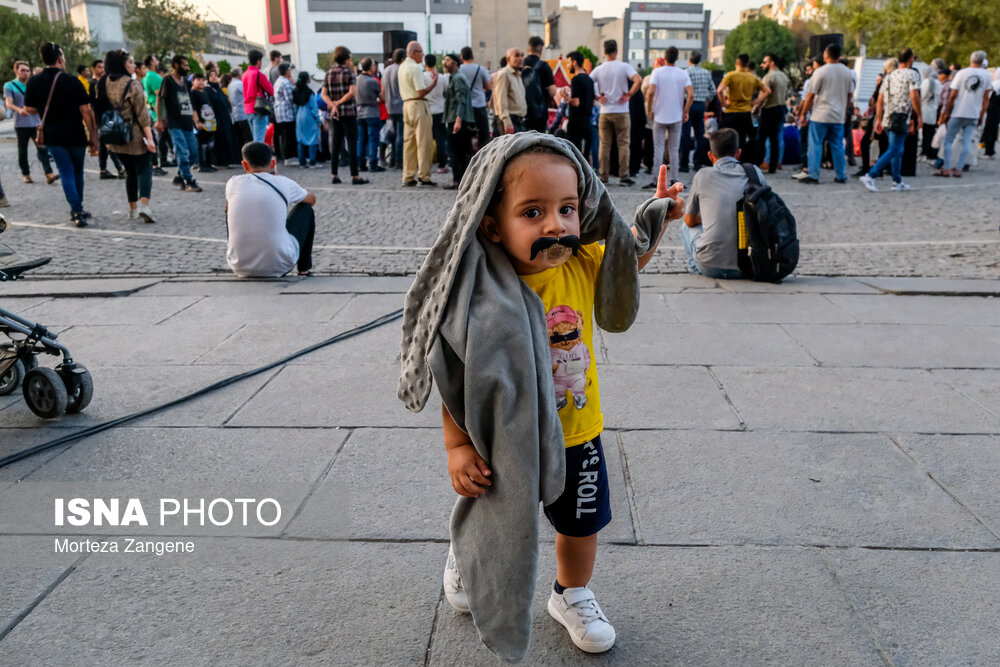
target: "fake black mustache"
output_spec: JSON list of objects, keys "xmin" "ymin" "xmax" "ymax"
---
[{"xmin": 529, "ymin": 235, "xmax": 581, "ymax": 260}]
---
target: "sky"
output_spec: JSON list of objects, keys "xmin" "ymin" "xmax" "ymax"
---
[{"xmin": 193, "ymin": 0, "xmax": 754, "ymax": 47}]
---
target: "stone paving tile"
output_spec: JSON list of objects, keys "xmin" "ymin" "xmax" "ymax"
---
[
  {"xmin": 138, "ymin": 279, "xmax": 295, "ymax": 296},
  {"xmin": 859, "ymin": 277, "xmax": 1000, "ymax": 295},
  {"xmin": 601, "ymin": 322, "xmax": 817, "ymax": 366},
  {"xmin": 162, "ymin": 293, "xmax": 353, "ymax": 325},
  {"xmin": 895, "ymin": 434, "xmax": 1000, "ymax": 537},
  {"xmin": 0, "ymin": 537, "xmax": 79, "ymax": 634},
  {"xmin": 0, "ymin": 365, "xmax": 277, "ymax": 431},
  {"xmin": 10, "ymin": 295, "xmax": 202, "ymax": 326},
  {"xmin": 281, "ymin": 276, "xmax": 415, "ymax": 293},
  {"xmin": 826, "ymin": 294, "xmax": 1000, "ymax": 325},
  {"xmin": 430, "ymin": 543, "xmax": 883, "ymax": 665},
  {"xmin": 712, "ymin": 366, "xmax": 1000, "ymax": 433},
  {"xmin": 785, "ymin": 323, "xmax": 1000, "ymax": 368},
  {"xmin": 0, "ymin": 278, "xmax": 161, "ymax": 296},
  {"xmin": 227, "ymin": 363, "xmax": 441, "ymax": 428},
  {"xmin": 665, "ymin": 293, "xmax": 857, "ymax": 323},
  {"xmin": 600, "ymin": 365, "xmax": 742, "ymax": 430},
  {"xmin": 192, "ymin": 321, "xmax": 379, "ymax": 366},
  {"xmin": 931, "ymin": 369, "xmax": 1000, "ymax": 422},
  {"xmin": 43, "ymin": 318, "xmax": 244, "ymax": 366},
  {"xmin": 622, "ymin": 430, "xmax": 998, "ymax": 548},
  {"xmin": 717, "ymin": 276, "xmax": 881, "ymax": 294},
  {"xmin": 326, "ymin": 292, "xmax": 405, "ymax": 325},
  {"xmin": 0, "ymin": 540, "xmax": 442, "ymax": 665},
  {"xmin": 824, "ymin": 549, "xmax": 1000, "ymax": 665}
]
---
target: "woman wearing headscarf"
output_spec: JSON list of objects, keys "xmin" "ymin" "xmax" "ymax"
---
[
  {"xmin": 207, "ymin": 69, "xmax": 237, "ymax": 166},
  {"xmin": 293, "ymin": 71, "xmax": 322, "ymax": 167},
  {"xmin": 98, "ymin": 49, "xmax": 157, "ymax": 222}
]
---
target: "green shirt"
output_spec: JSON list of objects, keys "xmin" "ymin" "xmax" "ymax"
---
[{"xmin": 143, "ymin": 70, "xmax": 162, "ymax": 121}]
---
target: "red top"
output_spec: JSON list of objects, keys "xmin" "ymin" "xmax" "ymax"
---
[{"xmin": 241, "ymin": 66, "xmax": 274, "ymax": 116}]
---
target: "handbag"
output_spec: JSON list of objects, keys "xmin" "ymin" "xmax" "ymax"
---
[
  {"xmin": 34, "ymin": 72, "xmax": 61, "ymax": 149},
  {"xmin": 98, "ymin": 78, "xmax": 135, "ymax": 145},
  {"xmin": 253, "ymin": 71, "xmax": 273, "ymax": 116},
  {"xmin": 887, "ymin": 111, "xmax": 909, "ymax": 134}
]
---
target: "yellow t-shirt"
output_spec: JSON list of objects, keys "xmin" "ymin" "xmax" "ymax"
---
[
  {"xmin": 721, "ymin": 70, "xmax": 763, "ymax": 113},
  {"xmin": 519, "ymin": 243, "xmax": 604, "ymax": 447}
]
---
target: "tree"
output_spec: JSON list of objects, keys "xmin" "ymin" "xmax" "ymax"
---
[
  {"xmin": 722, "ymin": 18, "xmax": 796, "ymax": 73},
  {"xmin": 822, "ymin": 0, "xmax": 1000, "ymax": 64},
  {"xmin": 574, "ymin": 45, "xmax": 598, "ymax": 70},
  {"xmin": 0, "ymin": 9, "xmax": 95, "ymax": 74},
  {"xmin": 123, "ymin": 0, "xmax": 207, "ymax": 62},
  {"xmin": 217, "ymin": 59, "xmax": 231, "ymax": 74}
]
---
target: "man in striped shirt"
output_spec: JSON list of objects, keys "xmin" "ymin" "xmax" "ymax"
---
[{"xmin": 680, "ymin": 51, "xmax": 714, "ymax": 172}]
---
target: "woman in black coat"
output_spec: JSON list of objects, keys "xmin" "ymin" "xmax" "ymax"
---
[{"xmin": 207, "ymin": 70, "xmax": 237, "ymax": 166}]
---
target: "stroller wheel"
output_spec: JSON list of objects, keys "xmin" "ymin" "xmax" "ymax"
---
[
  {"xmin": 22, "ymin": 367, "xmax": 68, "ymax": 418},
  {"xmin": 0, "ymin": 359, "xmax": 25, "ymax": 396},
  {"xmin": 62, "ymin": 367, "xmax": 94, "ymax": 414}
]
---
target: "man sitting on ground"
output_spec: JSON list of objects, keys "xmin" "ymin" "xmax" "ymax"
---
[
  {"xmin": 681, "ymin": 127, "xmax": 765, "ymax": 279},
  {"xmin": 225, "ymin": 142, "xmax": 316, "ymax": 278}
]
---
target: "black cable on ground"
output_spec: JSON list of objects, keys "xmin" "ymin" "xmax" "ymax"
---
[{"xmin": 0, "ymin": 308, "xmax": 404, "ymax": 469}]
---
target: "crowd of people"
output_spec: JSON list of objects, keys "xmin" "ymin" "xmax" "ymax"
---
[{"xmin": 1, "ymin": 39, "xmax": 997, "ymax": 277}]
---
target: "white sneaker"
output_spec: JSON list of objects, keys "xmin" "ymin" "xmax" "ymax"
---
[
  {"xmin": 443, "ymin": 545, "xmax": 470, "ymax": 613},
  {"xmin": 127, "ymin": 208, "xmax": 137, "ymax": 220},
  {"xmin": 792, "ymin": 171, "xmax": 809, "ymax": 180},
  {"xmin": 548, "ymin": 586, "xmax": 616, "ymax": 653},
  {"xmin": 285, "ymin": 158, "xmax": 296, "ymax": 167},
  {"xmin": 891, "ymin": 182, "xmax": 911, "ymax": 192},
  {"xmin": 859, "ymin": 174, "xmax": 878, "ymax": 192},
  {"xmin": 137, "ymin": 204, "xmax": 155, "ymax": 223}
]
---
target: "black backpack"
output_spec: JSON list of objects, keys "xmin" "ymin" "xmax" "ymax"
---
[
  {"xmin": 522, "ymin": 62, "xmax": 546, "ymax": 121},
  {"xmin": 736, "ymin": 164, "xmax": 798, "ymax": 282},
  {"xmin": 98, "ymin": 78, "xmax": 134, "ymax": 146}
]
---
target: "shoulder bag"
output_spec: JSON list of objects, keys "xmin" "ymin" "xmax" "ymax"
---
[
  {"xmin": 253, "ymin": 71, "xmax": 273, "ymax": 116},
  {"xmin": 34, "ymin": 72, "xmax": 61, "ymax": 149}
]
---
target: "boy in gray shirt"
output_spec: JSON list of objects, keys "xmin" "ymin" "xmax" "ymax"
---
[{"xmin": 682, "ymin": 128, "xmax": 765, "ymax": 278}]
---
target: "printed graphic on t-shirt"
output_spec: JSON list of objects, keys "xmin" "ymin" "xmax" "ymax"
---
[
  {"xmin": 546, "ymin": 305, "xmax": 591, "ymax": 411},
  {"xmin": 177, "ymin": 90, "xmax": 193, "ymax": 116}
]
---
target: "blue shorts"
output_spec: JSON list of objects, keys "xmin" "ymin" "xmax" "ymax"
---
[{"xmin": 543, "ymin": 435, "xmax": 612, "ymax": 538}]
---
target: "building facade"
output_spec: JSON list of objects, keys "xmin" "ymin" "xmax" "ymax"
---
[
  {"xmin": 544, "ymin": 6, "xmax": 621, "ymax": 61},
  {"xmin": 623, "ymin": 2, "xmax": 710, "ymax": 70},
  {"xmin": 708, "ymin": 28, "xmax": 729, "ymax": 65},
  {"xmin": 470, "ymin": 0, "xmax": 556, "ymax": 70},
  {"xmin": 263, "ymin": 0, "xmax": 471, "ymax": 73},
  {"xmin": 207, "ymin": 21, "xmax": 265, "ymax": 57},
  {"xmin": 1, "ymin": 0, "xmax": 39, "ymax": 17},
  {"xmin": 69, "ymin": 0, "xmax": 127, "ymax": 55}
]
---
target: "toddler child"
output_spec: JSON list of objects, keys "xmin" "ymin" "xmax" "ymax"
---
[{"xmin": 399, "ymin": 133, "xmax": 683, "ymax": 660}]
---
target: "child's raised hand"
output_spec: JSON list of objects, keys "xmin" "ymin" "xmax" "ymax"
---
[
  {"xmin": 447, "ymin": 444, "xmax": 492, "ymax": 498},
  {"xmin": 653, "ymin": 164, "xmax": 685, "ymax": 221}
]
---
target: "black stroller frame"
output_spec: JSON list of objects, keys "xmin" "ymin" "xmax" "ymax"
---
[{"xmin": 0, "ymin": 214, "xmax": 94, "ymax": 418}]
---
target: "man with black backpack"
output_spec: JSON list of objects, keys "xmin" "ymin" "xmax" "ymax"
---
[
  {"xmin": 683, "ymin": 127, "xmax": 797, "ymax": 281},
  {"xmin": 523, "ymin": 36, "xmax": 557, "ymax": 133}
]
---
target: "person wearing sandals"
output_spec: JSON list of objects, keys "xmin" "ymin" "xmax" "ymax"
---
[
  {"xmin": 225, "ymin": 142, "xmax": 316, "ymax": 277},
  {"xmin": 99, "ymin": 49, "xmax": 158, "ymax": 221}
]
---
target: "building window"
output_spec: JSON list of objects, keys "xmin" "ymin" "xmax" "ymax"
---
[
  {"xmin": 528, "ymin": 3, "xmax": 542, "ymax": 19},
  {"xmin": 630, "ymin": 29, "xmax": 644, "ymax": 40},
  {"xmin": 479, "ymin": 41, "xmax": 486, "ymax": 48},
  {"xmin": 647, "ymin": 48, "xmax": 665, "ymax": 61},
  {"xmin": 435, "ymin": 23, "xmax": 442, "ymax": 34},
  {"xmin": 315, "ymin": 22, "xmax": 405, "ymax": 32},
  {"xmin": 648, "ymin": 28, "xmax": 667, "ymax": 40},
  {"xmin": 686, "ymin": 31, "xmax": 701, "ymax": 40},
  {"xmin": 529, "ymin": 21, "xmax": 544, "ymax": 38},
  {"xmin": 628, "ymin": 49, "xmax": 644, "ymax": 64}
]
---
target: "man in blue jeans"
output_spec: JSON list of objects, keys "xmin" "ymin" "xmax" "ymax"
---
[
  {"xmin": 679, "ymin": 51, "xmax": 713, "ymax": 172},
  {"xmin": 23, "ymin": 42, "xmax": 99, "ymax": 226},
  {"xmin": 681, "ymin": 128, "xmax": 762, "ymax": 279},
  {"xmin": 797, "ymin": 43, "xmax": 853, "ymax": 184},
  {"xmin": 155, "ymin": 55, "xmax": 203, "ymax": 192},
  {"xmin": 860, "ymin": 48, "xmax": 922, "ymax": 192}
]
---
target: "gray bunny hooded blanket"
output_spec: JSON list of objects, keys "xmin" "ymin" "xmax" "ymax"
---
[{"xmin": 398, "ymin": 133, "xmax": 674, "ymax": 661}]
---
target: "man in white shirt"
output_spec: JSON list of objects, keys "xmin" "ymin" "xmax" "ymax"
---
[
  {"xmin": 424, "ymin": 54, "xmax": 450, "ymax": 174},
  {"xmin": 644, "ymin": 46, "xmax": 692, "ymax": 187},
  {"xmin": 589, "ymin": 39, "xmax": 642, "ymax": 185},
  {"xmin": 937, "ymin": 50, "xmax": 993, "ymax": 176},
  {"xmin": 225, "ymin": 142, "xmax": 317, "ymax": 277}
]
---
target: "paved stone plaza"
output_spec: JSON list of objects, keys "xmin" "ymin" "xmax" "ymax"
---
[
  {"xmin": 1, "ymin": 274, "xmax": 999, "ymax": 664},
  {"xmin": 1, "ymin": 131, "xmax": 999, "ymax": 664},
  {"xmin": 0, "ymin": 137, "xmax": 998, "ymax": 279}
]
